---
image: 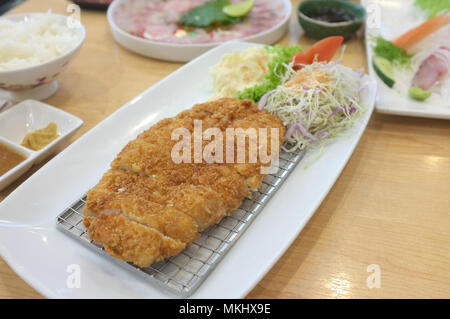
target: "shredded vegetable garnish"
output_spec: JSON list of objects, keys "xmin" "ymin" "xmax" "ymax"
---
[
  {"xmin": 262, "ymin": 61, "xmax": 366, "ymax": 152},
  {"xmin": 237, "ymin": 45, "xmax": 302, "ymax": 102}
]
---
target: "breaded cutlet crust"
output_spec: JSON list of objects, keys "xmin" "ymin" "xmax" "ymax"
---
[
  {"xmin": 84, "ymin": 213, "xmax": 185, "ymax": 268},
  {"xmin": 84, "ymin": 98, "xmax": 285, "ymax": 267},
  {"xmin": 112, "ymin": 98, "xmax": 285, "ymax": 189}
]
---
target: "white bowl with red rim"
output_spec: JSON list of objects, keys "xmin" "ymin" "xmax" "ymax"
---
[{"xmin": 0, "ymin": 13, "xmax": 86, "ymax": 102}]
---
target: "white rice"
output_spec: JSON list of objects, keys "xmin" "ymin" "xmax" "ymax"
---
[{"xmin": 0, "ymin": 12, "xmax": 82, "ymax": 71}]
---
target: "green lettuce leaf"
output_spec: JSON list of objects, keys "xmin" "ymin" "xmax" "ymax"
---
[
  {"xmin": 415, "ymin": 0, "xmax": 450, "ymax": 18},
  {"xmin": 373, "ymin": 37, "xmax": 412, "ymax": 65},
  {"xmin": 238, "ymin": 45, "xmax": 302, "ymax": 103}
]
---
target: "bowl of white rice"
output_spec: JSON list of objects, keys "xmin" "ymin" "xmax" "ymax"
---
[{"xmin": 0, "ymin": 12, "xmax": 85, "ymax": 101}]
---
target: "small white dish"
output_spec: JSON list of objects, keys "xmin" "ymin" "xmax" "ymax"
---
[
  {"xmin": 0, "ymin": 13, "xmax": 86, "ymax": 102},
  {"xmin": 0, "ymin": 100, "xmax": 83, "ymax": 191},
  {"xmin": 107, "ymin": 0, "xmax": 291, "ymax": 62}
]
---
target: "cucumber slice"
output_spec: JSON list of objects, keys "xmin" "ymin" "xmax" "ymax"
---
[{"xmin": 373, "ymin": 56, "xmax": 395, "ymax": 88}]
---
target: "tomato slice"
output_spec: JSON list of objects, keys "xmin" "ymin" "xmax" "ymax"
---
[
  {"xmin": 290, "ymin": 51, "xmax": 310, "ymax": 67},
  {"xmin": 291, "ymin": 36, "xmax": 344, "ymax": 70}
]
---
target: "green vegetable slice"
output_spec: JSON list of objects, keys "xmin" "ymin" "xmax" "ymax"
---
[
  {"xmin": 373, "ymin": 56, "xmax": 396, "ymax": 88},
  {"xmin": 373, "ymin": 37, "xmax": 411, "ymax": 66},
  {"xmin": 223, "ymin": 0, "xmax": 255, "ymax": 17},
  {"xmin": 238, "ymin": 45, "xmax": 302, "ymax": 102},
  {"xmin": 409, "ymin": 86, "xmax": 432, "ymax": 101}
]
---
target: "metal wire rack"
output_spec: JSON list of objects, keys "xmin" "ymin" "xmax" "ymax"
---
[{"xmin": 56, "ymin": 149, "xmax": 305, "ymax": 297}]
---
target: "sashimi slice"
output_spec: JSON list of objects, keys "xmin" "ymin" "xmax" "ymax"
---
[{"xmin": 412, "ymin": 46, "xmax": 450, "ymax": 90}]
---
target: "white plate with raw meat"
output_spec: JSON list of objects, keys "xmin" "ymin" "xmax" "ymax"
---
[
  {"xmin": 0, "ymin": 41, "xmax": 377, "ymax": 298},
  {"xmin": 362, "ymin": 0, "xmax": 450, "ymax": 119},
  {"xmin": 107, "ymin": 0, "xmax": 291, "ymax": 62}
]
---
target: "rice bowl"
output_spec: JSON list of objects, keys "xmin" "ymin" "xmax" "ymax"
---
[{"xmin": 0, "ymin": 12, "xmax": 85, "ymax": 101}]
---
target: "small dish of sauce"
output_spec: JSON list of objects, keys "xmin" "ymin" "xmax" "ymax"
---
[
  {"xmin": 0, "ymin": 142, "xmax": 27, "ymax": 177},
  {"xmin": 307, "ymin": 8, "xmax": 356, "ymax": 23},
  {"xmin": 297, "ymin": 0, "xmax": 366, "ymax": 40}
]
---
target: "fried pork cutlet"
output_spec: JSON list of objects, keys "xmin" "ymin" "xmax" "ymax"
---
[
  {"xmin": 84, "ymin": 214, "xmax": 185, "ymax": 268},
  {"xmin": 168, "ymin": 165, "xmax": 250, "ymax": 230},
  {"xmin": 84, "ymin": 98, "xmax": 285, "ymax": 267},
  {"xmin": 86, "ymin": 166, "xmax": 248, "ymax": 234},
  {"xmin": 230, "ymin": 111, "xmax": 286, "ymax": 190},
  {"xmin": 84, "ymin": 169, "xmax": 199, "ymax": 243},
  {"xmin": 112, "ymin": 98, "xmax": 284, "ymax": 190}
]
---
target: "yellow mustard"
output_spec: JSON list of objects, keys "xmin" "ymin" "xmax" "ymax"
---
[{"xmin": 21, "ymin": 122, "xmax": 59, "ymax": 151}]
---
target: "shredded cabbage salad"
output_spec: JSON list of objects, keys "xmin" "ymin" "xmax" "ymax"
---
[{"xmin": 260, "ymin": 61, "xmax": 367, "ymax": 152}]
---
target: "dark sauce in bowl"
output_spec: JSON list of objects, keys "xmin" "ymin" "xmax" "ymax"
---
[{"xmin": 307, "ymin": 8, "xmax": 355, "ymax": 23}]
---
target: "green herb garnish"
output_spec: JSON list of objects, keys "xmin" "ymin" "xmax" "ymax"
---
[
  {"xmin": 374, "ymin": 37, "xmax": 412, "ymax": 65},
  {"xmin": 415, "ymin": 0, "xmax": 450, "ymax": 18},
  {"xmin": 180, "ymin": 0, "xmax": 241, "ymax": 28},
  {"xmin": 238, "ymin": 45, "xmax": 302, "ymax": 102}
]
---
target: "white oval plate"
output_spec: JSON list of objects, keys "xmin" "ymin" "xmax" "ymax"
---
[
  {"xmin": 107, "ymin": 0, "xmax": 292, "ymax": 62},
  {"xmin": 0, "ymin": 41, "xmax": 376, "ymax": 298},
  {"xmin": 362, "ymin": 0, "xmax": 450, "ymax": 119}
]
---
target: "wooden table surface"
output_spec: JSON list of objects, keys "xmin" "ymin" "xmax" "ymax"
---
[{"xmin": 0, "ymin": 0, "xmax": 449, "ymax": 299}]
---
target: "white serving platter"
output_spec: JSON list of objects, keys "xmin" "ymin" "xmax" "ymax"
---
[
  {"xmin": 0, "ymin": 100, "xmax": 83, "ymax": 191},
  {"xmin": 0, "ymin": 41, "xmax": 377, "ymax": 298},
  {"xmin": 107, "ymin": 0, "xmax": 291, "ymax": 62},
  {"xmin": 362, "ymin": 0, "xmax": 450, "ymax": 119}
]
